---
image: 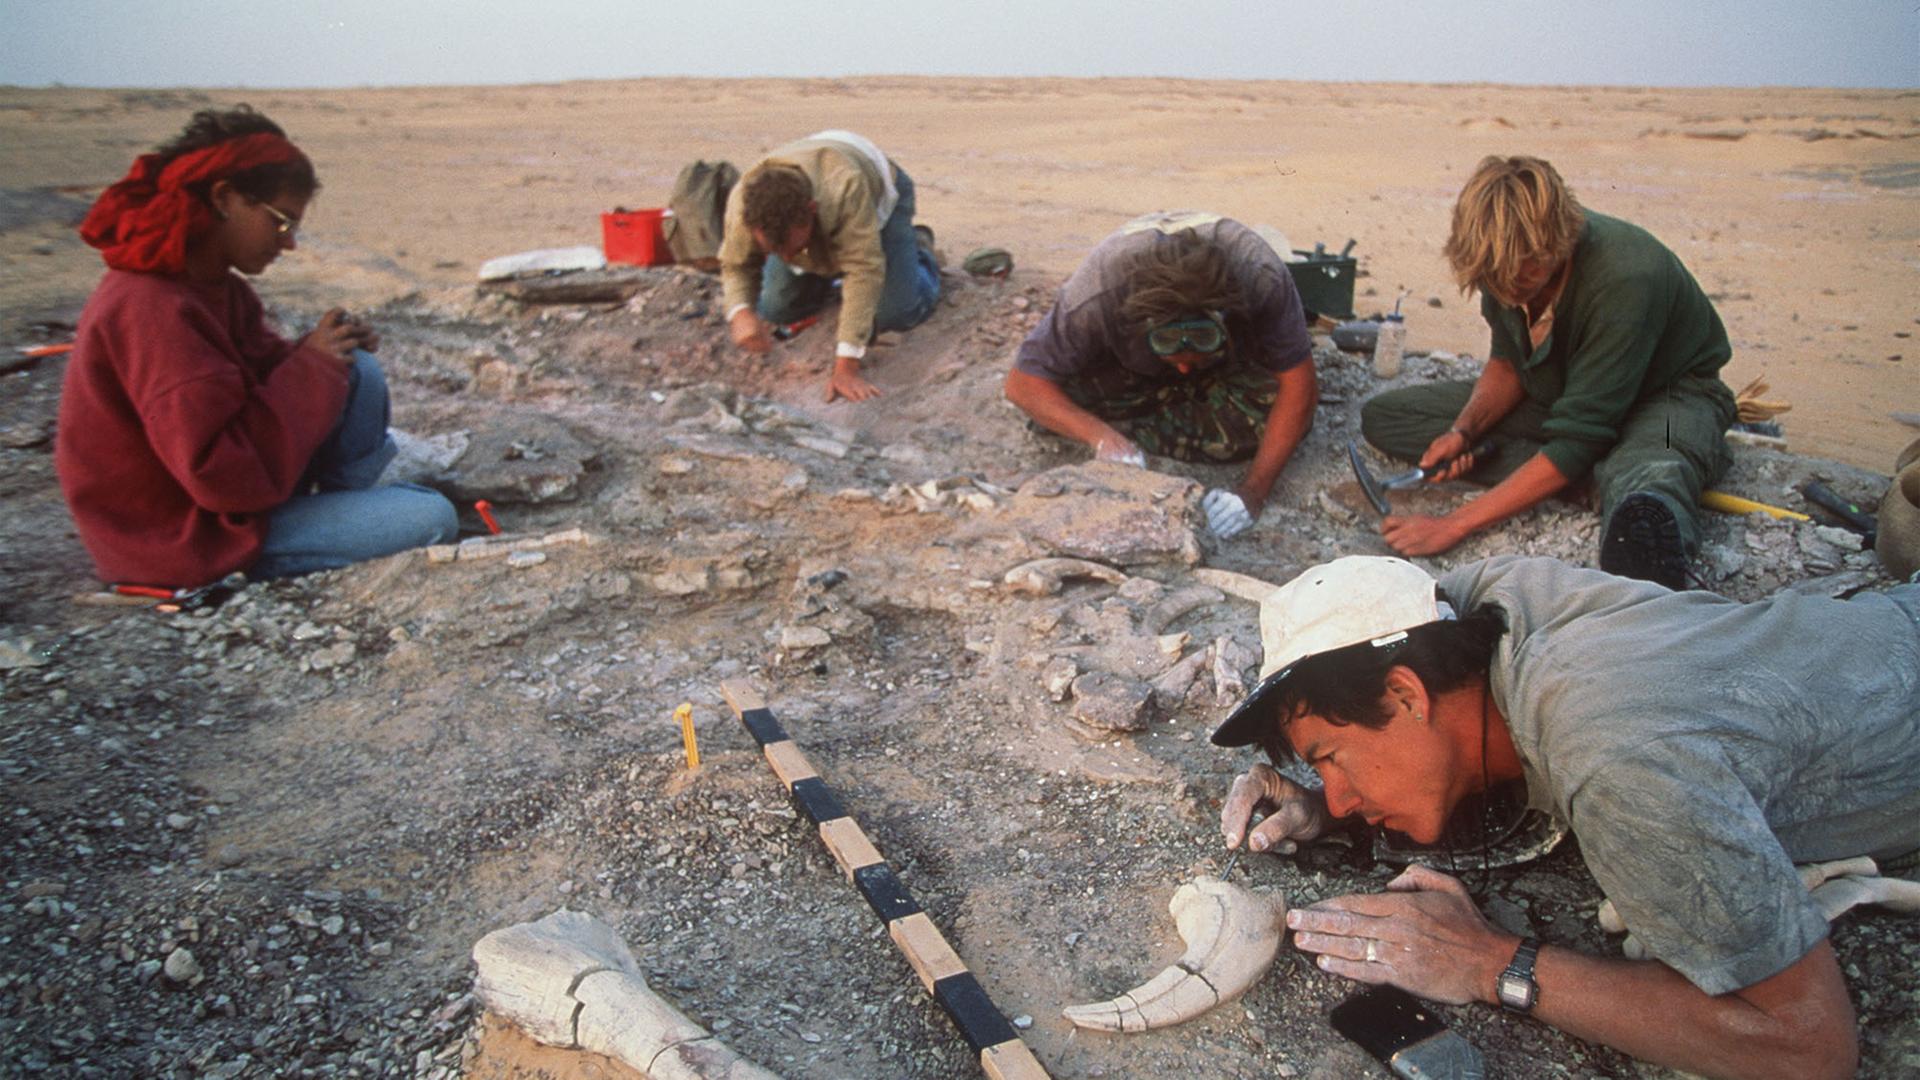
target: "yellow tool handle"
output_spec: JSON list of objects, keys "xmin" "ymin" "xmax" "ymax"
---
[{"xmin": 1701, "ymin": 490, "xmax": 1810, "ymax": 522}]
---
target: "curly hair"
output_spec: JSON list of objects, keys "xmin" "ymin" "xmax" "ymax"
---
[
  {"xmin": 739, "ymin": 163, "xmax": 815, "ymax": 239},
  {"xmin": 1256, "ymin": 600, "xmax": 1508, "ymax": 769},
  {"xmin": 1442, "ymin": 155, "xmax": 1583, "ymax": 305},
  {"xmin": 155, "ymin": 105, "xmax": 318, "ymax": 202},
  {"xmin": 1118, "ymin": 228, "xmax": 1250, "ymax": 330}
]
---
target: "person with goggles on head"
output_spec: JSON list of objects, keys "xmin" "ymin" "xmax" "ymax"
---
[{"xmin": 1003, "ymin": 212, "xmax": 1317, "ymax": 540}]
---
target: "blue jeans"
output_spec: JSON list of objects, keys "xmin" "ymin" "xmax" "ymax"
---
[
  {"xmin": 756, "ymin": 165, "xmax": 941, "ymax": 332},
  {"xmin": 253, "ymin": 350, "xmax": 458, "ymax": 578}
]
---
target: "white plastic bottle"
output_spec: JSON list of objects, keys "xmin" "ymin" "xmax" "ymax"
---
[{"xmin": 1372, "ymin": 311, "xmax": 1406, "ymax": 379}]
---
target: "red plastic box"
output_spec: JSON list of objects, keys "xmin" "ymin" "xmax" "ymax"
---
[{"xmin": 602, "ymin": 208, "xmax": 673, "ymax": 266}]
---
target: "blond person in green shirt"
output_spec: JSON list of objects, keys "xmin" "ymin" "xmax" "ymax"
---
[{"xmin": 1359, "ymin": 156, "xmax": 1737, "ymax": 589}]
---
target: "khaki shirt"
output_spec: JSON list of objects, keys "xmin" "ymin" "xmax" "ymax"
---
[{"xmin": 719, "ymin": 135, "xmax": 895, "ymax": 351}]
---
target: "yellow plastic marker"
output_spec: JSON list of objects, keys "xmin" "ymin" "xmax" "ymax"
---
[
  {"xmin": 1702, "ymin": 490, "xmax": 1811, "ymax": 522},
  {"xmin": 675, "ymin": 703, "xmax": 700, "ymax": 769}
]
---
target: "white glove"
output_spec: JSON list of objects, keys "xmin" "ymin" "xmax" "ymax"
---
[
  {"xmin": 1094, "ymin": 436, "xmax": 1146, "ymax": 468},
  {"xmin": 1203, "ymin": 489, "xmax": 1254, "ymax": 540}
]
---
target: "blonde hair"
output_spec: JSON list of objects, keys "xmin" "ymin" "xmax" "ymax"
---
[{"xmin": 1443, "ymin": 156, "xmax": 1584, "ymax": 304}]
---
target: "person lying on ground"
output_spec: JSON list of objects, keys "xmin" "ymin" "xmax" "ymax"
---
[
  {"xmin": 56, "ymin": 105, "xmax": 458, "ymax": 589},
  {"xmin": 1359, "ymin": 155, "xmax": 1736, "ymax": 589},
  {"xmin": 1212, "ymin": 554, "xmax": 1919, "ymax": 1080},
  {"xmin": 718, "ymin": 130, "xmax": 941, "ymax": 404},
  {"xmin": 1002, "ymin": 212, "xmax": 1317, "ymax": 540}
]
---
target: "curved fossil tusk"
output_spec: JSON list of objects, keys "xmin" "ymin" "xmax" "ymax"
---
[
  {"xmin": 1063, "ymin": 875, "xmax": 1288, "ymax": 1032},
  {"xmin": 1003, "ymin": 557, "xmax": 1128, "ymax": 596}
]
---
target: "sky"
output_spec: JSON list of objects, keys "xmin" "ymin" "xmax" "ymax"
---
[{"xmin": 2, "ymin": 0, "xmax": 1915, "ymax": 90}]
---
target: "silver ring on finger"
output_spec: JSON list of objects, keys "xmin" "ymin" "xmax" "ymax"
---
[{"xmin": 1364, "ymin": 939, "xmax": 1379, "ymax": 963}]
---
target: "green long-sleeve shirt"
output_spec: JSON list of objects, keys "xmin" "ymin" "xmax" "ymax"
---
[
  {"xmin": 1483, "ymin": 212, "xmax": 1733, "ymax": 479},
  {"xmin": 719, "ymin": 135, "xmax": 894, "ymax": 352}
]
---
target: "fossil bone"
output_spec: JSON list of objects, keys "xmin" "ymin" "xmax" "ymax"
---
[
  {"xmin": 473, "ymin": 909, "xmax": 780, "ymax": 1080},
  {"xmin": 1063, "ymin": 875, "xmax": 1287, "ymax": 1032},
  {"xmin": 1598, "ymin": 856, "xmax": 1920, "ymax": 960},
  {"xmin": 1003, "ymin": 557, "xmax": 1129, "ymax": 596}
]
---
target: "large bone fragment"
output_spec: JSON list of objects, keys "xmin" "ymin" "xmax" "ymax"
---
[
  {"xmin": 1597, "ymin": 856, "xmax": 1920, "ymax": 960},
  {"xmin": 473, "ymin": 910, "xmax": 780, "ymax": 1080},
  {"xmin": 1003, "ymin": 557, "xmax": 1128, "ymax": 596},
  {"xmin": 1062, "ymin": 876, "xmax": 1287, "ymax": 1032}
]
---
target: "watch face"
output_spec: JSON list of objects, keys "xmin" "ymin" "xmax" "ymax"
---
[{"xmin": 1498, "ymin": 974, "xmax": 1536, "ymax": 1009}]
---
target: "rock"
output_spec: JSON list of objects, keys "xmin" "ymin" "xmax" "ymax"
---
[
  {"xmin": 164, "ymin": 813, "xmax": 194, "ymax": 830},
  {"xmin": 1042, "ymin": 658, "xmax": 1079, "ymax": 701},
  {"xmin": 163, "ymin": 946, "xmax": 201, "ymax": 983},
  {"xmin": 446, "ymin": 414, "xmax": 599, "ymax": 504},
  {"xmin": 507, "ymin": 550, "xmax": 548, "ymax": 568},
  {"xmin": 985, "ymin": 463, "xmax": 1204, "ymax": 568},
  {"xmin": 1068, "ymin": 671, "xmax": 1155, "ymax": 732},
  {"xmin": 779, "ymin": 626, "xmax": 833, "ymax": 651},
  {"xmin": 0, "ymin": 639, "xmax": 50, "ymax": 670},
  {"xmin": 321, "ymin": 915, "xmax": 346, "ymax": 936}
]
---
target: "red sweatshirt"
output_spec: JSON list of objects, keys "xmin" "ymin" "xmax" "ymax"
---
[{"xmin": 55, "ymin": 269, "xmax": 349, "ymax": 587}]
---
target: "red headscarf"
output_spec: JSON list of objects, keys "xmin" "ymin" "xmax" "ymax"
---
[{"xmin": 78, "ymin": 132, "xmax": 309, "ymax": 274}]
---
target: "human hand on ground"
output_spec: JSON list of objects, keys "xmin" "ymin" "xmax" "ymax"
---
[
  {"xmin": 825, "ymin": 357, "xmax": 881, "ymax": 403},
  {"xmin": 1220, "ymin": 762, "xmax": 1331, "ymax": 856},
  {"xmin": 1287, "ymin": 865, "xmax": 1513, "ymax": 1006},
  {"xmin": 1093, "ymin": 433, "xmax": 1146, "ymax": 468},
  {"xmin": 1381, "ymin": 513, "xmax": 1469, "ymax": 557},
  {"xmin": 300, "ymin": 308, "xmax": 379, "ymax": 361},
  {"xmin": 729, "ymin": 308, "xmax": 773, "ymax": 354},
  {"xmin": 1203, "ymin": 489, "xmax": 1254, "ymax": 540}
]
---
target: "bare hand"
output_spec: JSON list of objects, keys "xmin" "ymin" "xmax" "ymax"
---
[
  {"xmin": 1093, "ymin": 433, "xmax": 1146, "ymax": 468},
  {"xmin": 1287, "ymin": 865, "xmax": 1515, "ymax": 1006},
  {"xmin": 730, "ymin": 308, "xmax": 773, "ymax": 355},
  {"xmin": 1381, "ymin": 513, "xmax": 1469, "ymax": 557},
  {"xmin": 1419, "ymin": 429, "xmax": 1477, "ymax": 482},
  {"xmin": 1220, "ymin": 763, "xmax": 1331, "ymax": 856},
  {"xmin": 825, "ymin": 356, "xmax": 881, "ymax": 403},
  {"xmin": 300, "ymin": 308, "xmax": 379, "ymax": 361}
]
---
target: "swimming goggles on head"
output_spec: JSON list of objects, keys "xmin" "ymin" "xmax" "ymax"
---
[{"xmin": 1146, "ymin": 314, "xmax": 1227, "ymax": 357}]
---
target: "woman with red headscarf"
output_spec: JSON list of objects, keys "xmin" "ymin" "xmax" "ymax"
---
[{"xmin": 56, "ymin": 106, "xmax": 456, "ymax": 588}]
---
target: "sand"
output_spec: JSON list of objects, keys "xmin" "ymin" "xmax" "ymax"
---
[{"xmin": 1, "ymin": 77, "xmax": 1915, "ymax": 470}]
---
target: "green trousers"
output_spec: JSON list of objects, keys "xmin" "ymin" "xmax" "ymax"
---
[
  {"xmin": 1359, "ymin": 376, "xmax": 1735, "ymax": 551},
  {"xmin": 1061, "ymin": 358, "xmax": 1278, "ymax": 464}
]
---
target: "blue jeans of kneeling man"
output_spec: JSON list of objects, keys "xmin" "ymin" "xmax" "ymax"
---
[{"xmin": 755, "ymin": 165, "xmax": 941, "ymax": 332}]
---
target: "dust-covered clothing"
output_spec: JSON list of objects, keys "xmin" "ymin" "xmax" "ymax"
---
[
  {"xmin": 1057, "ymin": 355, "xmax": 1281, "ymax": 463},
  {"xmin": 1013, "ymin": 214, "xmax": 1313, "ymax": 384},
  {"xmin": 1437, "ymin": 555, "xmax": 1920, "ymax": 996},
  {"xmin": 718, "ymin": 131, "xmax": 935, "ymax": 352},
  {"xmin": 1013, "ymin": 214, "xmax": 1312, "ymax": 462},
  {"xmin": 56, "ymin": 268, "xmax": 350, "ymax": 586},
  {"xmin": 1361, "ymin": 212, "xmax": 1736, "ymax": 548}
]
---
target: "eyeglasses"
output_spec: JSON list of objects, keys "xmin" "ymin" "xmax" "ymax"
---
[
  {"xmin": 1147, "ymin": 315, "xmax": 1227, "ymax": 357},
  {"xmin": 257, "ymin": 201, "xmax": 300, "ymax": 238}
]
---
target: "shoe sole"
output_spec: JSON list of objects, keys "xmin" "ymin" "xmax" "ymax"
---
[{"xmin": 1600, "ymin": 493, "xmax": 1689, "ymax": 590}]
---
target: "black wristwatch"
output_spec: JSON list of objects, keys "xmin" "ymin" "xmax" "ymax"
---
[{"xmin": 1496, "ymin": 937, "xmax": 1541, "ymax": 1013}]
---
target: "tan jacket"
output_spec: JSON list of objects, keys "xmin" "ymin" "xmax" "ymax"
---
[{"xmin": 720, "ymin": 135, "xmax": 896, "ymax": 351}]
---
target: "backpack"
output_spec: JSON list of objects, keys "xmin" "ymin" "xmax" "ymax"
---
[{"xmin": 663, "ymin": 159, "xmax": 739, "ymax": 271}]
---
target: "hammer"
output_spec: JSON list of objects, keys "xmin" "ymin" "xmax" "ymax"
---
[{"xmin": 1346, "ymin": 437, "xmax": 1495, "ymax": 517}]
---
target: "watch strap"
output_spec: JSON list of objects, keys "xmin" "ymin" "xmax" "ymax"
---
[{"xmin": 1498, "ymin": 937, "xmax": 1541, "ymax": 1013}]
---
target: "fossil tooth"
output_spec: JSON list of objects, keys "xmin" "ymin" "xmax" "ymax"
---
[{"xmin": 1063, "ymin": 875, "xmax": 1288, "ymax": 1032}]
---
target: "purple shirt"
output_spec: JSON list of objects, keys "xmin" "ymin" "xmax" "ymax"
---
[{"xmin": 1013, "ymin": 217, "xmax": 1313, "ymax": 383}]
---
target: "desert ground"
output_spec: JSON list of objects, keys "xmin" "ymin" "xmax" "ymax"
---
[{"xmin": 1, "ymin": 78, "xmax": 1916, "ymax": 1079}]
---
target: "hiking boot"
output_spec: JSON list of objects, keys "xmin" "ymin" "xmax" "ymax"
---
[
  {"xmin": 1599, "ymin": 491, "xmax": 1690, "ymax": 590},
  {"xmin": 912, "ymin": 224, "xmax": 942, "ymax": 268}
]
